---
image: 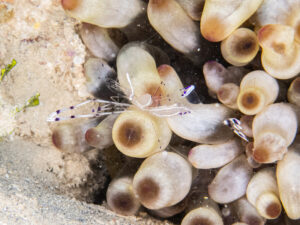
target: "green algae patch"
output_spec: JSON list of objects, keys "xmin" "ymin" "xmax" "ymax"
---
[
  {"xmin": 0, "ymin": 59, "xmax": 17, "ymax": 82},
  {"xmin": 15, "ymin": 93, "xmax": 40, "ymax": 113}
]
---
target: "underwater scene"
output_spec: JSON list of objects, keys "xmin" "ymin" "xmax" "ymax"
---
[{"xmin": 0, "ymin": 0, "xmax": 300, "ymax": 224}]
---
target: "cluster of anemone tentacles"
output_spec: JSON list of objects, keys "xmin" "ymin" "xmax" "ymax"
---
[{"xmin": 49, "ymin": 0, "xmax": 300, "ymax": 224}]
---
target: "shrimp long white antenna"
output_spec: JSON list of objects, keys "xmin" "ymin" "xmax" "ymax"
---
[
  {"xmin": 47, "ymin": 99, "xmax": 131, "ymax": 122},
  {"xmin": 47, "ymin": 97, "xmax": 192, "ymax": 122}
]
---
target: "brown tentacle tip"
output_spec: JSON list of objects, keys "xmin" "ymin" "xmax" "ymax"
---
[
  {"xmin": 201, "ymin": 17, "xmax": 225, "ymax": 42},
  {"xmin": 235, "ymin": 36, "xmax": 257, "ymax": 56},
  {"xmin": 266, "ymin": 202, "xmax": 281, "ymax": 218},
  {"xmin": 118, "ymin": 121, "xmax": 142, "ymax": 148},
  {"xmin": 240, "ymin": 92, "xmax": 260, "ymax": 110},
  {"xmin": 253, "ymin": 146, "xmax": 269, "ymax": 163},
  {"xmin": 85, "ymin": 128, "xmax": 100, "ymax": 147},
  {"xmin": 111, "ymin": 193, "xmax": 134, "ymax": 213},
  {"xmin": 136, "ymin": 177, "xmax": 160, "ymax": 205},
  {"xmin": 189, "ymin": 217, "xmax": 214, "ymax": 225}
]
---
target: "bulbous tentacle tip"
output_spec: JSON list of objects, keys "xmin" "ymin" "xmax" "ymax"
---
[
  {"xmin": 157, "ymin": 64, "xmax": 173, "ymax": 77},
  {"xmin": 201, "ymin": 17, "xmax": 225, "ymax": 42},
  {"xmin": 85, "ymin": 128, "xmax": 99, "ymax": 147},
  {"xmin": 136, "ymin": 177, "xmax": 160, "ymax": 207},
  {"xmin": 241, "ymin": 92, "xmax": 260, "ymax": 109},
  {"xmin": 111, "ymin": 193, "xmax": 135, "ymax": 213},
  {"xmin": 118, "ymin": 121, "xmax": 142, "ymax": 148},
  {"xmin": 217, "ymin": 85, "xmax": 232, "ymax": 102},
  {"xmin": 221, "ymin": 28, "xmax": 259, "ymax": 66},
  {"xmin": 238, "ymin": 89, "xmax": 265, "ymax": 115},
  {"xmin": 252, "ymin": 146, "xmax": 270, "ymax": 163},
  {"xmin": 234, "ymin": 37, "xmax": 257, "ymax": 56},
  {"xmin": 61, "ymin": 0, "xmax": 78, "ymax": 10},
  {"xmin": 265, "ymin": 202, "xmax": 281, "ymax": 219},
  {"xmin": 107, "ymin": 177, "xmax": 140, "ymax": 216}
]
